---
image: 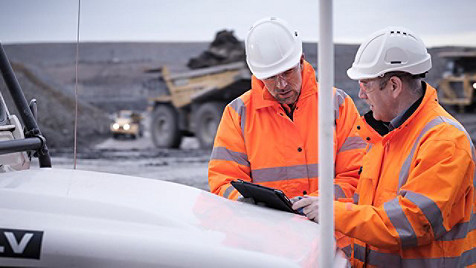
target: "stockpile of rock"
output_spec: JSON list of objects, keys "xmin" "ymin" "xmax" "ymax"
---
[
  {"xmin": 187, "ymin": 30, "xmax": 245, "ymax": 69},
  {"xmin": 0, "ymin": 62, "xmax": 110, "ymax": 149}
]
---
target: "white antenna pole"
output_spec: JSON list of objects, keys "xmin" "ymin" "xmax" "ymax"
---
[{"xmin": 318, "ymin": 0, "xmax": 335, "ymax": 267}]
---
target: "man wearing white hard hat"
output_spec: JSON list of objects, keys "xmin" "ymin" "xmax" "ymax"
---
[
  {"xmin": 293, "ymin": 27, "xmax": 476, "ymax": 266},
  {"xmin": 208, "ymin": 16, "xmax": 364, "ymax": 242}
]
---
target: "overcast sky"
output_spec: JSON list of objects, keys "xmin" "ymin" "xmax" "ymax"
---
[{"xmin": 1, "ymin": 0, "xmax": 475, "ymax": 47}]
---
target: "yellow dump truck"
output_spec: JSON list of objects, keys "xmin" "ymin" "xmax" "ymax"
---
[
  {"xmin": 437, "ymin": 51, "xmax": 476, "ymax": 112},
  {"xmin": 148, "ymin": 62, "xmax": 251, "ymax": 148}
]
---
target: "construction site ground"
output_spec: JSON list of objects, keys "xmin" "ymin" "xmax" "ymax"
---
[
  {"xmin": 31, "ymin": 105, "xmax": 476, "ymax": 191},
  {"xmin": 31, "ymin": 114, "xmax": 211, "ymax": 191}
]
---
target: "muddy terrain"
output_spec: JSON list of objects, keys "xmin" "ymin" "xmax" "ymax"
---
[{"xmin": 33, "ymin": 125, "xmax": 212, "ymax": 191}]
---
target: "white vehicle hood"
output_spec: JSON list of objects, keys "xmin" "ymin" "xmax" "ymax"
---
[{"xmin": 0, "ymin": 168, "xmax": 344, "ymax": 267}]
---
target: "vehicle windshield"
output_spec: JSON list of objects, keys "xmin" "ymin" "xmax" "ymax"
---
[{"xmin": 117, "ymin": 111, "xmax": 133, "ymax": 119}]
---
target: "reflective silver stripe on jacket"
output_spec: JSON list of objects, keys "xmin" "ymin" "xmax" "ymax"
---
[
  {"xmin": 334, "ymin": 184, "xmax": 346, "ymax": 199},
  {"xmin": 398, "ymin": 190, "xmax": 475, "ymax": 242},
  {"xmin": 251, "ymin": 163, "xmax": 319, "ymax": 183},
  {"xmin": 438, "ymin": 212, "xmax": 476, "ymax": 241},
  {"xmin": 382, "ymin": 193, "xmax": 475, "ymax": 250},
  {"xmin": 366, "ymin": 144, "xmax": 373, "ymax": 153},
  {"xmin": 354, "ymin": 243, "xmax": 476, "ymax": 267},
  {"xmin": 338, "ymin": 136, "xmax": 367, "ymax": 153},
  {"xmin": 353, "ymin": 193, "xmax": 359, "ymax": 204},
  {"xmin": 334, "ymin": 88, "xmax": 346, "ymax": 120},
  {"xmin": 398, "ymin": 116, "xmax": 475, "ymax": 190},
  {"xmin": 400, "ymin": 190, "xmax": 445, "ymax": 239},
  {"xmin": 341, "ymin": 245, "xmax": 351, "ymax": 258},
  {"xmin": 223, "ymin": 184, "xmax": 235, "ymax": 198},
  {"xmin": 383, "ymin": 198, "xmax": 418, "ymax": 248},
  {"xmin": 210, "ymin": 146, "xmax": 250, "ymax": 167},
  {"xmin": 229, "ymin": 97, "xmax": 246, "ymax": 141}
]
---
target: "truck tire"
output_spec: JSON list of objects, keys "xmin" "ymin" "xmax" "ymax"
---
[
  {"xmin": 195, "ymin": 102, "xmax": 226, "ymax": 149},
  {"xmin": 151, "ymin": 104, "xmax": 182, "ymax": 148}
]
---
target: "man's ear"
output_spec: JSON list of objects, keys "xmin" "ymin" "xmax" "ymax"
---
[
  {"xmin": 390, "ymin": 76, "xmax": 403, "ymax": 98},
  {"xmin": 300, "ymin": 53, "xmax": 305, "ymax": 65}
]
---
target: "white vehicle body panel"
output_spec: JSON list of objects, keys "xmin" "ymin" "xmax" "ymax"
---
[{"xmin": 0, "ymin": 168, "xmax": 347, "ymax": 267}]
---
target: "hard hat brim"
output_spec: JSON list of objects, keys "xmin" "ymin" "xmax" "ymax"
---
[{"xmin": 251, "ymin": 50, "xmax": 302, "ymax": 80}]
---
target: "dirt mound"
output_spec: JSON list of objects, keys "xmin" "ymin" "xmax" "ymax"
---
[
  {"xmin": 0, "ymin": 62, "xmax": 110, "ymax": 149},
  {"xmin": 187, "ymin": 30, "xmax": 245, "ymax": 69}
]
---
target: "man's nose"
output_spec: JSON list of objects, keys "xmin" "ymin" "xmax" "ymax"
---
[
  {"xmin": 358, "ymin": 84, "xmax": 367, "ymax": 99},
  {"xmin": 276, "ymin": 76, "xmax": 288, "ymax": 89}
]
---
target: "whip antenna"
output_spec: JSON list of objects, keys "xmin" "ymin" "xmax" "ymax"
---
[{"xmin": 73, "ymin": 0, "xmax": 81, "ymax": 169}]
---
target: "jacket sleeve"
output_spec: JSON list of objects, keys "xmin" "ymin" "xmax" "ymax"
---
[
  {"xmin": 208, "ymin": 100, "xmax": 251, "ymax": 200},
  {"xmin": 330, "ymin": 89, "xmax": 366, "ymax": 200},
  {"xmin": 335, "ymin": 135, "xmax": 474, "ymax": 250}
]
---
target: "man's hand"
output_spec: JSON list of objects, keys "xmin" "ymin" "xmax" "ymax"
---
[
  {"xmin": 290, "ymin": 196, "xmax": 305, "ymax": 215},
  {"xmin": 290, "ymin": 196, "xmax": 303, "ymax": 204},
  {"xmin": 292, "ymin": 196, "xmax": 319, "ymax": 222}
]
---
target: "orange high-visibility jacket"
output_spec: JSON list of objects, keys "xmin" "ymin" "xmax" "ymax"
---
[
  {"xmin": 208, "ymin": 60, "xmax": 365, "ymax": 201},
  {"xmin": 335, "ymin": 83, "xmax": 476, "ymax": 267}
]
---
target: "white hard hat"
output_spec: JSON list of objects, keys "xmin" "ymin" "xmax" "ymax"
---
[
  {"xmin": 245, "ymin": 17, "xmax": 302, "ymax": 80},
  {"xmin": 347, "ymin": 27, "xmax": 432, "ymax": 80}
]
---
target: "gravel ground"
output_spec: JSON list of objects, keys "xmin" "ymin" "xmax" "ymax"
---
[
  {"xmin": 29, "ymin": 106, "xmax": 476, "ymax": 192},
  {"xmin": 31, "ymin": 119, "xmax": 213, "ymax": 191},
  {"xmin": 44, "ymin": 146, "xmax": 211, "ymax": 191}
]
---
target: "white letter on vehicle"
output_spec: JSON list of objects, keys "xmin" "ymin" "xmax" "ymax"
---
[{"xmin": 5, "ymin": 232, "xmax": 33, "ymax": 254}]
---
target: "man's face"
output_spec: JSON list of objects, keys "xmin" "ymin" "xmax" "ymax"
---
[
  {"xmin": 358, "ymin": 78, "xmax": 395, "ymax": 122},
  {"xmin": 262, "ymin": 64, "xmax": 302, "ymax": 105}
]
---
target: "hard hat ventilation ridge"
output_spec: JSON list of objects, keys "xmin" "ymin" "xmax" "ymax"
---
[
  {"xmin": 389, "ymin": 30, "xmax": 417, "ymax": 41},
  {"xmin": 390, "ymin": 30, "xmax": 407, "ymax": 35}
]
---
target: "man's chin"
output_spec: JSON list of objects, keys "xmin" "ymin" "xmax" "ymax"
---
[
  {"xmin": 280, "ymin": 99, "xmax": 295, "ymax": 105},
  {"xmin": 372, "ymin": 113, "xmax": 383, "ymax": 121},
  {"xmin": 280, "ymin": 96, "xmax": 297, "ymax": 105}
]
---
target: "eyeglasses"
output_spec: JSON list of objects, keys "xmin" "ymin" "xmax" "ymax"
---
[
  {"xmin": 263, "ymin": 64, "xmax": 300, "ymax": 83},
  {"xmin": 360, "ymin": 72, "xmax": 413, "ymax": 92},
  {"xmin": 359, "ymin": 78, "xmax": 377, "ymax": 93}
]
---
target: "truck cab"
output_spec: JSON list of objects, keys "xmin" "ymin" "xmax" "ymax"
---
[{"xmin": 437, "ymin": 51, "xmax": 476, "ymax": 112}]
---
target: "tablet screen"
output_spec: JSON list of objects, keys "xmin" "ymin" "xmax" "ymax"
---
[{"xmin": 231, "ymin": 180, "xmax": 296, "ymax": 213}]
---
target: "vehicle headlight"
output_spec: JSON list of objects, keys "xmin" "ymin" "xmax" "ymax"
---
[
  {"xmin": 473, "ymin": 82, "xmax": 476, "ymax": 89},
  {"xmin": 123, "ymin": 123, "xmax": 130, "ymax": 130},
  {"xmin": 112, "ymin": 123, "xmax": 120, "ymax": 130}
]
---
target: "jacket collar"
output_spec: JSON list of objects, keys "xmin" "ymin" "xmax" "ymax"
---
[
  {"xmin": 359, "ymin": 82, "xmax": 438, "ymax": 144},
  {"xmin": 251, "ymin": 60, "xmax": 317, "ymax": 110}
]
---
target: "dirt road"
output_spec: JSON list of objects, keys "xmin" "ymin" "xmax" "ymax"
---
[{"xmin": 32, "ymin": 127, "xmax": 212, "ymax": 191}]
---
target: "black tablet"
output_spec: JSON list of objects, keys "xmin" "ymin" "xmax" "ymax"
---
[{"xmin": 230, "ymin": 179, "xmax": 298, "ymax": 214}]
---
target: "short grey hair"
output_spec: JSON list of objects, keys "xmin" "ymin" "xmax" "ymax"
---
[{"xmin": 378, "ymin": 71, "xmax": 423, "ymax": 95}]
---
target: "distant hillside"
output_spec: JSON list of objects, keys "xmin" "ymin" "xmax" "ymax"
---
[{"xmin": 3, "ymin": 42, "xmax": 464, "ymax": 112}]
